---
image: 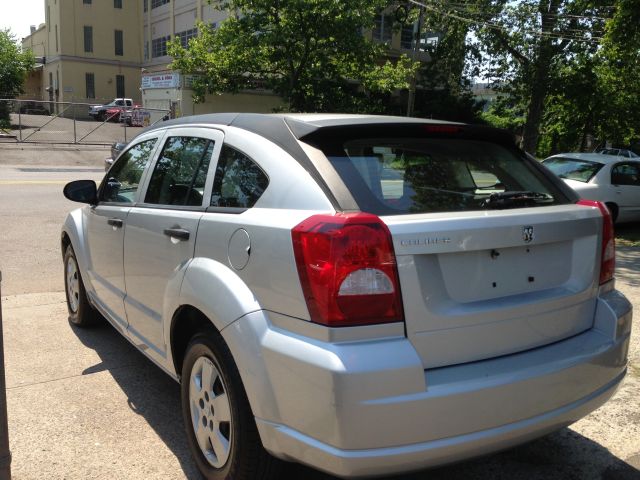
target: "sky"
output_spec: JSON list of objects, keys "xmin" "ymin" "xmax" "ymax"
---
[{"xmin": 1, "ymin": 0, "xmax": 46, "ymax": 40}]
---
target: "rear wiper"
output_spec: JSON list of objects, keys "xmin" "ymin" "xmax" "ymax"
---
[{"xmin": 481, "ymin": 191, "xmax": 554, "ymax": 209}]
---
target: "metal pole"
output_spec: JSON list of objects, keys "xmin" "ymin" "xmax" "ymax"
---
[
  {"xmin": 73, "ymin": 101, "xmax": 77, "ymax": 144},
  {"xmin": 407, "ymin": 5, "xmax": 425, "ymax": 117},
  {"xmin": 0, "ymin": 271, "xmax": 12, "ymax": 480},
  {"xmin": 17, "ymin": 104, "xmax": 21, "ymax": 143}
]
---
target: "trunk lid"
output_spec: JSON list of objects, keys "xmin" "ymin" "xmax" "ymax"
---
[{"xmin": 386, "ymin": 205, "xmax": 602, "ymax": 368}]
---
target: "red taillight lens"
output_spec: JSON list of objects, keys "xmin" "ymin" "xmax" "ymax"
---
[
  {"xmin": 578, "ymin": 200, "xmax": 615, "ymax": 284},
  {"xmin": 292, "ymin": 213, "xmax": 404, "ymax": 327}
]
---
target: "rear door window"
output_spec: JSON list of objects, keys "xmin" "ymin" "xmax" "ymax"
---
[
  {"xmin": 611, "ymin": 163, "xmax": 640, "ymax": 186},
  {"xmin": 316, "ymin": 137, "xmax": 566, "ymax": 215},
  {"xmin": 145, "ymin": 136, "xmax": 214, "ymax": 206}
]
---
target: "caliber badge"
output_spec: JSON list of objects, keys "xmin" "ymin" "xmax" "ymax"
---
[{"xmin": 523, "ymin": 226, "xmax": 534, "ymax": 243}]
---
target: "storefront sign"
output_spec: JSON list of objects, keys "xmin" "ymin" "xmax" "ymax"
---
[{"xmin": 142, "ymin": 74, "xmax": 180, "ymax": 89}]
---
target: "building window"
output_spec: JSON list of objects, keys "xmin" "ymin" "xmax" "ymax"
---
[
  {"xmin": 84, "ymin": 26, "xmax": 93, "ymax": 53},
  {"xmin": 83, "ymin": 0, "xmax": 91, "ymax": 4},
  {"xmin": 151, "ymin": 0, "xmax": 169, "ymax": 9},
  {"xmin": 151, "ymin": 36, "xmax": 169, "ymax": 58},
  {"xmin": 144, "ymin": 41, "xmax": 149, "ymax": 61},
  {"xmin": 115, "ymin": 30, "xmax": 123, "ymax": 56},
  {"xmin": 114, "ymin": 0, "xmax": 122, "ymax": 8},
  {"xmin": 47, "ymin": 6, "xmax": 50, "ymax": 31},
  {"xmin": 116, "ymin": 75, "xmax": 125, "ymax": 98},
  {"xmin": 373, "ymin": 14, "xmax": 393, "ymax": 43},
  {"xmin": 401, "ymin": 23, "xmax": 415, "ymax": 50},
  {"xmin": 144, "ymin": 0, "xmax": 148, "ymax": 12},
  {"xmin": 176, "ymin": 28, "xmax": 198, "ymax": 48},
  {"xmin": 86, "ymin": 73, "xmax": 95, "ymax": 99},
  {"xmin": 55, "ymin": 25, "xmax": 59, "ymax": 52}
]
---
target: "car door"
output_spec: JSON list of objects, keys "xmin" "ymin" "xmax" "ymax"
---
[
  {"xmin": 610, "ymin": 162, "xmax": 640, "ymax": 221},
  {"xmin": 123, "ymin": 128, "xmax": 224, "ymax": 358},
  {"xmin": 85, "ymin": 133, "xmax": 162, "ymax": 329}
]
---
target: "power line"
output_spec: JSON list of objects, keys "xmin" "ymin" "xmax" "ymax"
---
[
  {"xmin": 406, "ymin": 0, "xmax": 604, "ymax": 44},
  {"xmin": 439, "ymin": 1, "xmax": 614, "ymax": 21}
]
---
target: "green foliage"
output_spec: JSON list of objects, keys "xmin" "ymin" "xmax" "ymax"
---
[
  {"xmin": 481, "ymin": 97, "xmax": 526, "ymax": 132},
  {"xmin": 169, "ymin": 0, "xmax": 418, "ymax": 112},
  {"xmin": 594, "ymin": 0, "xmax": 640, "ymax": 148},
  {"xmin": 469, "ymin": 0, "xmax": 611, "ymax": 154},
  {"xmin": 412, "ymin": 4, "xmax": 484, "ymax": 123},
  {"xmin": 0, "ymin": 29, "xmax": 35, "ymax": 125}
]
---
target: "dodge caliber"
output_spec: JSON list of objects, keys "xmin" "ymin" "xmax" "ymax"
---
[{"xmin": 61, "ymin": 114, "xmax": 632, "ymax": 480}]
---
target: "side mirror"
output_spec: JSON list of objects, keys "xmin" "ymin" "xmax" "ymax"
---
[{"xmin": 63, "ymin": 180, "xmax": 98, "ymax": 204}]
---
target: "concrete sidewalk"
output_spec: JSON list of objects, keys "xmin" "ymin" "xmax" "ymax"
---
[
  {"xmin": 2, "ymin": 274, "xmax": 639, "ymax": 479},
  {"xmin": 3, "ymin": 293, "xmax": 199, "ymax": 479}
]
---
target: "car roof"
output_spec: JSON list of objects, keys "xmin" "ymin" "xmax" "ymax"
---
[
  {"xmin": 544, "ymin": 152, "xmax": 639, "ymax": 164},
  {"xmin": 138, "ymin": 113, "xmax": 517, "ymax": 211},
  {"xmin": 141, "ymin": 112, "xmax": 460, "ymax": 135}
]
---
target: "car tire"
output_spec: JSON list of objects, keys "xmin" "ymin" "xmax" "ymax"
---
[
  {"xmin": 97, "ymin": 111, "xmax": 105, "ymax": 122},
  {"xmin": 181, "ymin": 330, "xmax": 281, "ymax": 480},
  {"xmin": 64, "ymin": 245, "xmax": 99, "ymax": 327},
  {"xmin": 605, "ymin": 202, "xmax": 619, "ymax": 223}
]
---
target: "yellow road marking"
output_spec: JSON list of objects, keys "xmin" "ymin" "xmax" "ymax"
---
[{"xmin": 0, "ymin": 180, "xmax": 70, "ymax": 185}]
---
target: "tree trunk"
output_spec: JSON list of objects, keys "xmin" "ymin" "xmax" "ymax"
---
[{"xmin": 521, "ymin": 0, "xmax": 561, "ymax": 154}]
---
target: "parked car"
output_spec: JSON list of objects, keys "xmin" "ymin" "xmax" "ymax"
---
[
  {"xmin": 119, "ymin": 104, "xmax": 142, "ymax": 126},
  {"xmin": 62, "ymin": 114, "xmax": 632, "ymax": 480},
  {"xmin": 18, "ymin": 101, "xmax": 50, "ymax": 115},
  {"xmin": 88, "ymin": 98, "xmax": 133, "ymax": 121},
  {"xmin": 104, "ymin": 142, "xmax": 127, "ymax": 171},
  {"xmin": 543, "ymin": 152, "xmax": 640, "ymax": 223},
  {"xmin": 595, "ymin": 148, "xmax": 639, "ymax": 158}
]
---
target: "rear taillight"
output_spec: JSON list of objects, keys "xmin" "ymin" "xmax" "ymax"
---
[
  {"xmin": 578, "ymin": 200, "xmax": 615, "ymax": 284},
  {"xmin": 291, "ymin": 213, "xmax": 404, "ymax": 327}
]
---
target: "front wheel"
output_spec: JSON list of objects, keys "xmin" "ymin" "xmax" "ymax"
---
[
  {"xmin": 181, "ymin": 331, "xmax": 280, "ymax": 480},
  {"xmin": 63, "ymin": 245, "xmax": 99, "ymax": 327}
]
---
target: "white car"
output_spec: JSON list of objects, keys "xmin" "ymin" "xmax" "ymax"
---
[
  {"xmin": 595, "ymin": 148, "xmax": 639, "ymax": 158},
  {"xmin": 543, "ymin": 153, "xmax": 640, "ymax": 223}
]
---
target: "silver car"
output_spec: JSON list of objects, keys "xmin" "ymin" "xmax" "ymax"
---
[{"xmin": 61, "ymin": 114, "xmax": 632, "ymax": 479}]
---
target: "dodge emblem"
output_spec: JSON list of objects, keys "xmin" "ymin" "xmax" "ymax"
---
[{"xmin": 523, "ymin": 226, "xmax": 534, "ymax": 243}]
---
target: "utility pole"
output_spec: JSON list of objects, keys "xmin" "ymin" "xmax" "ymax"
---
[
  {"xmin": 407, "ymin": 5, "xmax": 425, "ymax": 117},
  {"xmin": 0, "ymin": 271, "xmax": 11, "ymax": 480}
]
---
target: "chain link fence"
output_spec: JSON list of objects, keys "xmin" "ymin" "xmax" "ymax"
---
[{"xmin": 0, "ymin": 99, "xmax": 170, "ymax": 146}]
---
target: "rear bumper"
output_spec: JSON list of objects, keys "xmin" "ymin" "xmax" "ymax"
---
[
  {"xmin": 256, "ymin": 370, "xmax": 624, "ymax": 478},
  {"xmin": 223, "ymin": 289, "xmax": 632, "ymax": 478}
]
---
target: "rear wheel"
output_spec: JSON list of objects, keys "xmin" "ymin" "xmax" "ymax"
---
[
  {"xmin": 605, "ymin": 202, "xmax": 619, "ymax": 223},
  {"xmin": 181, "ymin": 330, "xmax": 280, "ymax": 480},
  {"xmin": 64, "ymin": 245, "xmax": 99, "ymax": 327}
]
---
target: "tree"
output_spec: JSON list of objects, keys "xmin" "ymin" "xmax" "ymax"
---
[
  {"xmin": 169, "ymin": 0, "xmax": 417, "ymax": 113},
  {"xmin": 594, "ymin": 0, "xmax": 640, "ymax": 148},
  {"xmin": 0, "ymin": 29, "xmax": 34, "ymax": 127},
  {"xmin": 466, "ymin": 0, "xmax": 610, "ymax": 154},
  {"xmin": 411, "ymin": 4, "xmax": 484, "ymax": 122}
]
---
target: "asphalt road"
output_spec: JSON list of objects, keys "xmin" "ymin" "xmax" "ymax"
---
[{"xmin": 0, "ymin": 146, "xmax": 638, "ymax": 479}]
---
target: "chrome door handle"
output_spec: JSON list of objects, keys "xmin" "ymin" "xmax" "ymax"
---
[
  {"xmin": 163, "ymin": 228, "xmax": 190, "ymax": 241},
  {"xmin": 107, "ymin": 218, "xmax": 124, "ymax": 228}
]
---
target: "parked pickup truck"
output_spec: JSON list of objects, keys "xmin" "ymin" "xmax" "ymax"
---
[{"xmin": 88, "ymin": 98, "xmax": 133, "ymax": 121}]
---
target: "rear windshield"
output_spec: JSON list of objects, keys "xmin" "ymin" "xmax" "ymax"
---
[
  {"xmin": 542, "ymin": 157, "xmax": 603, "ymax": 183},
  {"xmin": 315, "ymin": 137, "xmax": 568, "ymax": 215}
]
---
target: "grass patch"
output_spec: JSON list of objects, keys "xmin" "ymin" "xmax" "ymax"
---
[{"xmin": 615, "ymin": 223, "xmax": 640, "ymax": 247}]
